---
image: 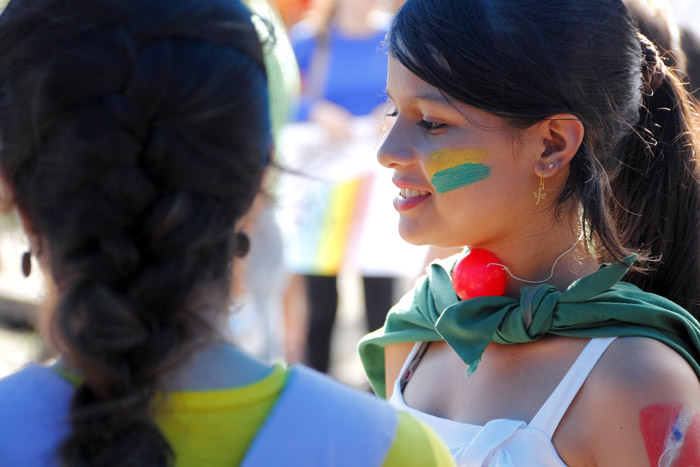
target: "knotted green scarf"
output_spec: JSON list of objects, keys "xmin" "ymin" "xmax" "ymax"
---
[{"xmin": 358, "ymin": 255, "xmax": 700, "ymax": 398}]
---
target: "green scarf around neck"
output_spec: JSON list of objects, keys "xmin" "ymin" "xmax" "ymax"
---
[{"xmin": 358, "ymin": 255, "xmax": 700, "ymax": 399}]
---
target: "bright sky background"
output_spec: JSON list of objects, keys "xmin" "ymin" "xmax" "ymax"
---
[{"xmin": 669, "ymin": 0, "xmax": 700, "ymax": 33}]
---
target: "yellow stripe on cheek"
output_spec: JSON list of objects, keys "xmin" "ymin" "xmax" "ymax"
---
[{"xmin": 426, "ymin": 149, "xmax": 487, "ymax": 176}]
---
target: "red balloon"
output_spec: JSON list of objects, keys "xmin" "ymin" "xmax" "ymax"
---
[{"xmin": 451, "ymin": 249, "xmax": 506, "ymax": 300}]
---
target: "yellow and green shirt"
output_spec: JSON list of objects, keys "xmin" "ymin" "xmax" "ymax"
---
[{"xmin": 155, "ymin": 364, "xmax": 453, "ymax": 466}]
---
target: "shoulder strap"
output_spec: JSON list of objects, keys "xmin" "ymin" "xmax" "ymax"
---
[
  {"xmin": 0, "ymin": 364, "xmax": 73, "ymax": 466},
  {"xmin": 529, "ymin": 337, "xmax": 617, "ymax": 437},
  {"xmin": 397, "ymin": 341, "xmax": 429, "ymax": 396},
  {"xmin": 241, "ymin": 365, "xmax": 398, "ymax": 466}
]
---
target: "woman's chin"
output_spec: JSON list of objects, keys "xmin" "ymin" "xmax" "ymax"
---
[{"xmin": 398, "ymin": 221, "xmax": 432, "ymax": 246}]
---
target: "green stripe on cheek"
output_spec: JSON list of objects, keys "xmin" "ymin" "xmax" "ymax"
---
[{"xmin": 431, "ymin": 164, "xmax": 491, "ymax": 193}]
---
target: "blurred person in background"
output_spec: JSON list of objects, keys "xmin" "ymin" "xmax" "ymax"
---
[
  {"xmin": 270, "ymin": 0, "xmax": 312, "ymax": 28},
  {"xmin": 278, "ymin": 0, "xmax": 427, "ymax": 374},
  {"xmin": 682, "ymin": 27, "xmax": 700, "ymax": 100},
  {"xmin": 665, "ymin": 0, "xmax": 700, "ymax": 101},
  {"xmin": 622, "ymin": 0, "xmax": 700, "ymax": 127},
  {"xmin": 227, "ymin": 0, "xmax": 299, "ymax": 362},
  {"xmin": 624, "ymin": 0, "xmax": 685, "ymax": 69},
  {"xmin": 0, "ymin": 0, "xmax": 455, "ymax": 465}
]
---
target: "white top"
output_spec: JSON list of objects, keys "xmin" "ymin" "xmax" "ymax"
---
[{"xmin": 389, "ymin": 337, "xmax": 617, "ymax": 466}]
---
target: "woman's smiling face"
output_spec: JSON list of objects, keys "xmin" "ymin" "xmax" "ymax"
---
[{"xmin": 379, "ymin": 57, "xmax": 544, "ymax": 249}]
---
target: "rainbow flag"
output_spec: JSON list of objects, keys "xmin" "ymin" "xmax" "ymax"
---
[{"xmin": 284, "ymin": 177, "xmax": 364, "ymax": 275}]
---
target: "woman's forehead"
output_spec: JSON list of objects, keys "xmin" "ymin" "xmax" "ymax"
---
[{"xmin": 386, "ymin": 57, "xmax": 446, "ymax": 102}]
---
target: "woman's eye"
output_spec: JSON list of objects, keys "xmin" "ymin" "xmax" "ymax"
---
[
  {"xmin": 417, "ymin": 119, "xmax": 446, "ymax": 131},
  {"xmin": 384, "ymin": 107, "xmax": 446, "ymax": 132}
]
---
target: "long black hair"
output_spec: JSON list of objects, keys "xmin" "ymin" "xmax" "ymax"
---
[
  {"xmin": 389, "ymin": 0, "xmax": 700, "ymax": 315},
  {"xmin": 0, "ymin": 0, "xmax": 270, "ymax": 465}
]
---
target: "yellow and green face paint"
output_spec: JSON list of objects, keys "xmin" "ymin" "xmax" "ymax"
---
[{"xmin": 426, "ymin": 149, "xmax": 491, "ymax": 193}]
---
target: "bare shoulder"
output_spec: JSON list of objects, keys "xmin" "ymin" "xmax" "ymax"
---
[
  {"xmin": 593, "ymin": 337, "xmax": 700, "ymax": 400},
  {"xmin": 563, "ymin": 337, "xmax": 700, "ymax": 466}
]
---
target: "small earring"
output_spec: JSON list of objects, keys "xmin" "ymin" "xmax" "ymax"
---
[
  {"xmin": 234, "ymin": 231, "xmax": 250, "ymax": 258},
  {"xmin": 534, "ymin": 171, "xmax": 547, "ymax": 205},
  {"xmin": 21, "ymin": 250, "xmax": 31, "ymax": 277}
]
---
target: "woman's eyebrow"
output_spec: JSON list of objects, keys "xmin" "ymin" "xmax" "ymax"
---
[
  {"xmin": 384, "ymin": 88, "xmax": 454, "ymax": 107},
  {"xmin": 413, "ymin": 92, "xmax": 452, "ymax": 106}
]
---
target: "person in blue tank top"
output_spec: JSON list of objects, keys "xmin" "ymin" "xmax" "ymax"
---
[
  {"xmin": 280, "ymin": 0, "xmax": 418, "ymax": 375},
  {"xmin": 358, "ymin": 0, "xmax": 700, "ymax": 465}
]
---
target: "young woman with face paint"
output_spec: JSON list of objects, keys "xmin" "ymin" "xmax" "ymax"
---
[{"xmin": 358, "ymin": 0, "xmax": 700, "ymax": 465}]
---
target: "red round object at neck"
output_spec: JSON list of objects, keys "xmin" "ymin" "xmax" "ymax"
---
[{"xmin": 451, "ymin": 249, "xmax": 506, "ymax": 300}]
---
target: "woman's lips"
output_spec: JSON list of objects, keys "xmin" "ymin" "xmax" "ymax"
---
[{"xmin": 393, "ymin": 186, "xmax": 431, "ymax": 212}]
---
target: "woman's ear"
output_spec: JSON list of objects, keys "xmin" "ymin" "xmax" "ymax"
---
[{"xmin": 533, "ymin": 114, "xmax": 584, "ymax": 177}]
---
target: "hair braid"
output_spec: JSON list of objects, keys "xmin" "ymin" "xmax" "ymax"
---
[
  {"xmin": 0, "ymin": 0, "xmax": 270, "ymax": 465},
  {"xmin": 639, "ymin": 33, "xmax": 667, "ymax": 95}
]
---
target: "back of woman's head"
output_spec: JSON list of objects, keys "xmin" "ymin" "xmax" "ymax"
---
[
  {"xmin": 390, "ymin": 0, "xmax": 700, "ymax": 314},
  {"xmin": 0, "ymin": 0, "xmax": 269, "ymax": 465}
]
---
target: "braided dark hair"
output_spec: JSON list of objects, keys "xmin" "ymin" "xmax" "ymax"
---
[
  {"xmin": 0, "ymin": 0, "xmax": 270, "ymax": 465},
  {"xmin": 640, "ymin": 33, "xmax": 668, "ymax": 95},
  {"xmin": 390, "ymin": 0, "xmax": 700, "ymax": 315}
]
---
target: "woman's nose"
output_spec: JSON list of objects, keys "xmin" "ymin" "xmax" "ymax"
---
[{"xmin": 377, "ymin": 123, "xmax": 415, "ymax": 169}]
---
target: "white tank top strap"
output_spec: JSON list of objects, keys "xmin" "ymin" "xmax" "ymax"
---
[
  {"xmin": 394, "ymin": 341, "xmax": 429, "ymax": 396},
  {"xmin": 529, "ymin": 336, "xmax": 617, "ymax": 437}
]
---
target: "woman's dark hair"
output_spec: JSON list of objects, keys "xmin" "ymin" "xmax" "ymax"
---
[
  {"xmin": 0, "ymin": 0, "xmax": 270, "ymax": 465},
  {"xmin": 389, "ymin": 0, "xmax": 700, "ymax": 315}
]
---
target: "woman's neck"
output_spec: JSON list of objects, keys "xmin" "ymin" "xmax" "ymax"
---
[
  {"xmin": 158, "ymin": 342, "xmax": 272, "ymax": 391},
  {"xmin": 474, "ymin": 221, "xmax": 599, "ymax": 298}
]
